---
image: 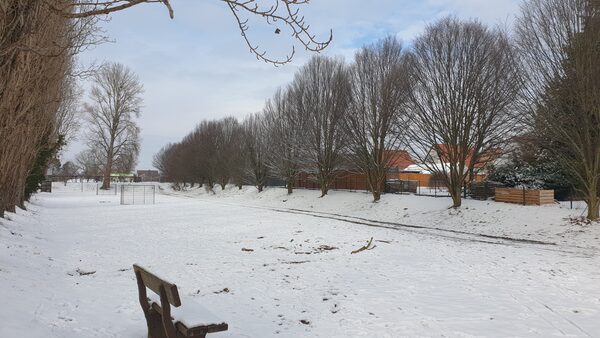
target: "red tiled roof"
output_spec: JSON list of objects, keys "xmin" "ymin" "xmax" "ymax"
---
[
  {"xmin": 386, "ymin": 150, "xmax": 415, "ymax": 170},
  {"xmin": 432, "ymin": 144, "xmax": 502, "ymax": 168}
]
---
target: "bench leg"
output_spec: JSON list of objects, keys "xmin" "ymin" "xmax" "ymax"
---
[{"xmin": 146, "ymin": 309, "xmax": 169, "ymax": 338}]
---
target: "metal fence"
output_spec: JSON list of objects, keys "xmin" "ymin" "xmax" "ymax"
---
[
  {"xmin": 120, "ymin": 184, "xmax": 156, "ymax": 205},
  {"xmin": 96, "ymin": 183, "xmax": 118, "ymax": 195},
  {"xmin": 385, "ymin": 180, "xmax": 419, "ymax": 194}
]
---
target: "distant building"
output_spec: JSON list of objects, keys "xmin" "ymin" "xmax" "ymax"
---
[
  {"xmin": 386, "ymin": 150, "xmax": 415, "ymax": 171},
  {"xmin": 137, "ymin": 170, "xmax": 160, "ymax": 182},
  {"xmin": 111, "ymin": 173, "xmax": 135, "ymax": 183}
]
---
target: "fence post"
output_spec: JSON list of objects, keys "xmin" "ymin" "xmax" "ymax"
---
[
  {"xmin": 485, "ymin": 181, "xmax": 488, "ymax": 199},
  {"xmin": 570, "ymin": 186, "xmax": 573, "ymax": 209},
  {"xmin": 522, "ymin": 186, "xmax": 526, "ymax": 206}
]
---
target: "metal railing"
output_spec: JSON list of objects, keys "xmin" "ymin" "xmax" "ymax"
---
[
  {"xmin": 96, "ymin": 183, "xmax": 118, "ymax": 195},
  {"xmin": 120, "ymin": 184, "xmax": 156, "ymax": 205}
]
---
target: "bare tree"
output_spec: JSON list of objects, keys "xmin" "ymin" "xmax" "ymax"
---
[
  {"xmin": 243, "ymin": 113, "xmax": 269, "ymax": 192},
  {"xmin": 59, "ymin": 161, "xmax": 79, "ymax": 185},
  {"xmin": 263, "ymin": 88, "xmax": 304, "ymax": 194},
  {"xmin": 75, "ymin": 149, "xmax": 102, "ymax": 180},
  {"xmin": 519, "ymin": 0, "xmax": 600, "ymax": 220},
  {"xmin": 288, "ymin": 55, "xmax": 351, "ymax": 197},
  {"xmin": 48, "ymin": 0, "xmax": 331, "ymax": 66},
  {"xmin": 153, "ymin": 142, "xmax": 192, "ymax": 189},
  {"xmin": 407, "ymin": 17, "xmax": 520, "ymax": 208},
  {"xmin": 54, "ymin": 74, "xmax": 83, "ymax": 147},
  {"xmin": 84, "ymin": 62, "xmax": 143, "ymax": 189},
  {"xmin": 214, "ymin": 117, "xmax": 244, "ymax": 190},
  {"xmin": 345, "ymin": 36, "xmax": 411, "ymax": 202}
]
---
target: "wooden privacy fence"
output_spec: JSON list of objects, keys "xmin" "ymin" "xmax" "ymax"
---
[
  {"xmin": 495, "ymin": 188, "xmax": 554, "ymax": 205},
  {"xmin": 295, "ymin": 171, "xmax": 373, "ymax": 191}
]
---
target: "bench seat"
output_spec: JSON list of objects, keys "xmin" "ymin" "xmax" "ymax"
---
[
  {"xmin": 134, "ymin": 264, "xmax": 229, "ymax": 338},
  {"xmin": 146, "ymin": 293, "xmax": 228, "ymax": 335}
]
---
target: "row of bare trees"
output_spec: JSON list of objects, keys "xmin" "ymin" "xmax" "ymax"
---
[
  {"xmin": 0, "ymin": 0, "xmax": 330, "ymax": 217},
  {"xmin": 156, "ymin": 1, "xmax": 599, "ymax": 220},
  {"xmin": 155, "ymin": 20, "xmax": 520, "ymax": 207},
  {"xmin": 154, "ymin": 47, "xmax": 406, "ymax": 201},
  {"xmin": 0, "ymin": 1, "xmax": 92, "ymax": 217}
]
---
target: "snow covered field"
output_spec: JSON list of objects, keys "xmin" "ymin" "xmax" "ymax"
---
[{"xmin": 1, "ymin": 183, "xmax": 599, "ymax": 337}]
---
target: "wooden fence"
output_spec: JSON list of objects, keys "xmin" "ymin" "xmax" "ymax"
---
[
  {"xmin": 295, "ymin": 171, "xmax": 373, "ymax": 191},
  {"xmin": 495, "ymin": 188, "xmax": 554, "ymax": 205}
]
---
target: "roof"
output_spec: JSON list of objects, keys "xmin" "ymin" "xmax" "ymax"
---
[
  {"xmin": 386, "ymin": 150, "xmax": 415, "ymax": 169},
  {"xmin": 430, "ymin": 144, "xmax": 502, "ymax": 169},
  {"xmin": 137, "ymin": 170, "xmax": 159, "ymax": 175}
]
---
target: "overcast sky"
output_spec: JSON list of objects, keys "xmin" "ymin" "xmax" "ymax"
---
[{"xmin": 67, "ymin": 0, "xmax": 523, "ymax": 170}]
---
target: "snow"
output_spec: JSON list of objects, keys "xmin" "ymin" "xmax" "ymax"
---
[
  {"xmin": 0, "ymin": 182, "xmax": 599, "ymax": 337},
  {"xmin": 146, "ymin": 293, "xmax": 227, "ymax": 328}
]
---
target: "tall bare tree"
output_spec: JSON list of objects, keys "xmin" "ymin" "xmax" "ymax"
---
[
  {"xmin": 407, "ymin": 17, "xmax": 520, "ymax": 208},
  {"xmin": 54, "ymin": 74, "xmax": 83, "ymax": 147},
  {"xmin": 214, "ymin": 117, "xmax": 244, "ymax": 190},
  {"xmin": 75, "ymin": 149, "xmax": 102, "ymax": 180},
  {"xmin": 243, "ymin": 113, "xmax": 270, "ymax": 192},
  {"xmin": 289, "ymin": 55, "xmax": 351, "ymax": 197},
  {"xmin": 263, "ymin": 88, "xmax": 304, "ymax": 194},
  {"xmin": 84, "ymin": 62, "xmax": 143, "ymax": 189},
  {"xmin": 519, "ymin": 0, "xmax": 600, "ymax": 220},
  {"xmin": 345, "ymin": 37, "xmax": 411, "ymax": 202}
]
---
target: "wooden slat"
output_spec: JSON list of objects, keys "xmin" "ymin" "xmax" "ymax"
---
[
  {"xmin": 150, "ymin": 298, "xmax": 229, "ymax": 335},
  {"xmin": 177, "ymin": 321, "xmax": 229, "ymax": 336},
  {"xmin": 133, "ymin": 264, "xmax": 181, "ymax": 307},
  {"xmin": 495, "ymin": 188, "xmax": 554, "ymax": 205}
]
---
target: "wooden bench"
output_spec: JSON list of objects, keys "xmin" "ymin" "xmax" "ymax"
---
[{"xmin": 133, "ymin": 264, "xmax": 228, "ymax": 338}]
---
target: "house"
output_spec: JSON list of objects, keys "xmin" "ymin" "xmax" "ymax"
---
[
  {"xmin": 386, "ymin": 150, "xmax": 415, "ymax": 171},
  {"xmin": 425, "ymin": 144, "xmax": 503, "ymax": 174},
  {"xmin": 110, "ymin": 173, "xmax": 135, "ymax": 182},
  {"xmin": 137, "ymin": 170, "xmax": 160, "ymax": 182},
  {"xmin": 399, "ymin": 145, "xmax": 504, "ymax": 187}
]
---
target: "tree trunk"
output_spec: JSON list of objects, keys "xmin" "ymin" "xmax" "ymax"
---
[
  {"xmin": 257, "ymin": 184, "xmax": 264, "ymax": 192},
  {"xmin": 101, "ymin": 152, "xmax": 113, "ymax": 190},
  {"xmin": 449, "ymin": 184, "xmax": 462, "ymax": 208},
  {"xmin": 587, "ymin": 191, "xmax": 599, "ymax": 221},
  {"xmin": 286, "ymin": 180, "xmax": 294, "ymax": 194},
  {"xmin": 368, "ymin": 170, "xmax": 383, "ymax": 202},
  {"xmin": 372, "ymin": 190, "xmax": 381, "ymax": 202},
  {"xmin": 320, "ymin": 184, "xmax": 329, "ymax": 197}
]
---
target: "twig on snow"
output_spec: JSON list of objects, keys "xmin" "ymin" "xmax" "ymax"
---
[{"xmin": 351, "ymin": 237, "xmax": 376, "ymax": 254}]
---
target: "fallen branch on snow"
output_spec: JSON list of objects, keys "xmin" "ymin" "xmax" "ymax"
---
[{"xmin": 351, "ymin": 237, "xmax": 376, "ymax": 254}]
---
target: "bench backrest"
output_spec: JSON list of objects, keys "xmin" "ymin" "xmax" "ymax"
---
[{"xmin": 133, "ymin": 264, "xmax": 181, "ymax": 307}]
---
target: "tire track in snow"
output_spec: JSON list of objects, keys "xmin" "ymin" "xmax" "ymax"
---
[{"xmin": 159, "ymin": 189, "xmax": 598, "ymax": 257}]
